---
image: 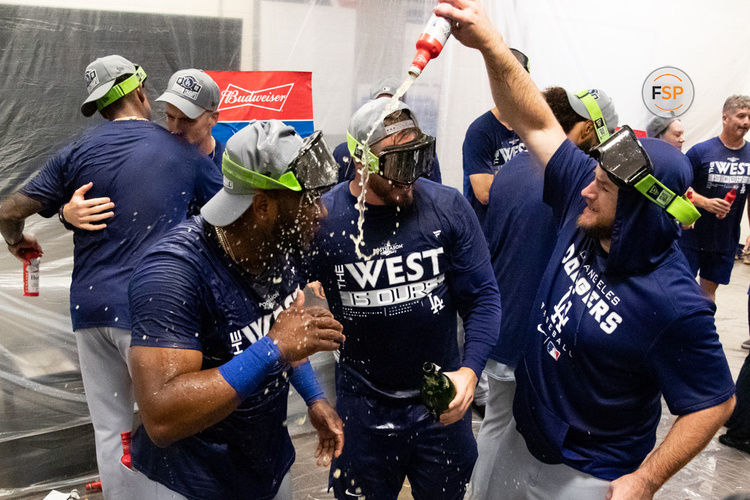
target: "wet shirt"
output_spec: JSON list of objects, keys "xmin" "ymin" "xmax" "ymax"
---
[
  {"xmin": 129, "ymin": 216, "xmax": 299, "ymax": 500},
  {"xmin": 462, "ymin": 110, "xmax": 525, "ymax": 224},
  {"xmin": 680, "ymin": 137, "xmax": 750, "ymax": 254},
  {"xmin": 20, "ymin": 120, "xmax": 221, "ymax": 331},
  {"xmin": 482, "ymin": 151, "xmax": 558, "ymax": 368},
  {"xmin": 513, "ymin": 140, "xmax": 735, "ymax": 480},
  {"xmin": 311, "ymin": 179, "xmax": 501, "ymax": 396}
]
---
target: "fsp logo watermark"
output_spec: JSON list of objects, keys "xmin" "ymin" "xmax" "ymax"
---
[{"xmin": 642, "ymin": 66, "xmax": 694, "ymax": 118}]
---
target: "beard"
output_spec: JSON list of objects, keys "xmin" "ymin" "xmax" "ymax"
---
[
  {"xmin": 368, "ymin": 175, "xmax": 415, "ymax": 208},
  {"xmin": 577, "ymin": 212, "xmax": 613, "ymax": 241}
]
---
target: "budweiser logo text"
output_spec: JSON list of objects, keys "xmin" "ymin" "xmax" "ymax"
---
[{"xmin": 218, "ymin": 83, "xmax": 294, "ymax": 112}]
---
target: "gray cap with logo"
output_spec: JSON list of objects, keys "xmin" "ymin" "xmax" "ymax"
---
[
  {"xmin": 348, "ymin": 97, "xmax": 419, "ymax": 146},
  {"xmin": 646, "ymin": 115, "xmax": 678, "ymax": 138},
  {"xmin": 201, "ymin": 120, "xmax": 304, "ymax": 227},
  {"xmin": 369, "ymin": 77, "xmax": 404, "ymax": 100},
  {"xmin": 156, "ymin": 69, "xmax": 221, "ymax": 119},
  {"xmin": 81, "ymin": 55, "xmax": 139, "ymax": 117},
  {"xmin": 565, "ymin": 88, "xmax": 619, "ymax": 133}
]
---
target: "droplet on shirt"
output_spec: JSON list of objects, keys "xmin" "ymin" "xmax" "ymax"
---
[
  {"xmin": 75, "ymin": 305, "xmax": 80, "ymax": 310},
  {"xmin": 89, "ymin": 285, "xmax": 93, "ymax": 290},
  {"xmin": 333, "ymin": 468, "xmax": 341, "ymax": 479},
  {"xmin": 104, "ymin": 306, "xmax": 109, "ymax": 311},
  {"xmin": 133, "ymin": 212, "xmax": 138, "ymax": 216},
  {"xmin": 114, "ymin": 317, "xmax": 119, "ymax": 322}
]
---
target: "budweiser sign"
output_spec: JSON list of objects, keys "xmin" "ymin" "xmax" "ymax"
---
[{"xmin": 218, "ymin": 83, "xmax": 294, "ymax": 112}]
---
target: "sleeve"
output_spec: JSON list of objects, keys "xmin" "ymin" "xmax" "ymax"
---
[
  {"xmin": 191, "ymin": 155, "xmax": 223, "ymax": 207},
  {"xmin": 646, "ymin": 310, "xmax": 735, "ymax": 415},
  {"xmin": 129, "ymin": 248, "xmax": 204, "ymax": 350},
  {"xmin": 685, "ymin": 144, "xmax": 701, "ymax": 181},
  {"xmin": 446, "ymin": 193, "xmax": 502, "ymax": 379},
  {"xmin": 462, "ymin": 124, "xmax": 496, "ymax": 177},
  {"xmin": 427, "ymin": 154, "xmax": 442, "ymax": 184},
  {"xmin": 543, "ymin": 139, "xmax": 597, "ymax": 227},
  {"xmin": 19, "ymin": 146, "xmax": 73, "ymax": 218}
]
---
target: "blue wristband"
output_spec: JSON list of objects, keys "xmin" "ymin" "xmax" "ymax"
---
[
  {"xmin": 218, "ymin": 336, "xmax": 281, "ymax": 400},
  {"xmin": 290, "ymin": 360, "xmax": 325, "ymax": 405}
]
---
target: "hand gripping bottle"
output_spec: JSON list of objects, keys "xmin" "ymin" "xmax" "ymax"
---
[
  {"xmin": 718, "ymin": 188, "xmax": 736, "ymax": 220},
  {"xmin": 21, "ymin": 249, "xmax": 40, "ymax": 297},
  {"xmin": 409, "ymin": 14, "xmax": 452, "ymax": 77},
  {"xmin": 421, "ymin": 362, "xmax": 456, "ymax": 417}
]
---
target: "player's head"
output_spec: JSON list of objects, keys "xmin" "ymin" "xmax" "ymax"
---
[
  {"xmin": 647, "ymin": 115, "xmax": 685, "ymax": 151},
  {"xmin": 543, "ymin": 87, "xmax": 618, "ymax": 154},
  {"xmin": 81, "ymin": 55, "xmax": 150, "ymax": 120},
  {"xmin": 157, "ymin": 69, "xmax": 220, "ymax": 149},
  {"xmin": 201, "ymin": 120, "xmax": 338, "ymax": 253},
  {"xmin": 722, "ymin": 95, "xmax": 750, "ymax": 141},
  {"xmin": 347, "ymin": 97, "xmax": 435, "ymax": 208}
]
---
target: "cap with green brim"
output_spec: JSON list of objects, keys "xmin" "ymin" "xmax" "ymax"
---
[
  {"xmin": 201, "ymin": 120, "xmax": 305, "ymax": 227},
  {"xmin": 81, "ymin": 55, "xmax": 144, "ymax": 117}
]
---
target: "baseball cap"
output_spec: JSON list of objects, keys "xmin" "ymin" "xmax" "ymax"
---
[
  {"xmin": 646, "ymin": 115, "xmax": 678, "ymax": 138},
  {"xmin": 202, "ymin": 120, "xmax": 339, "ymax": 227},
  {"xmin": 369, "ymin": 77, "xmax": 404, "ymax": 100},
  {"xmin": 348, "ymin": 97, "xmax": 419, "ymax": 147},
  {"xmin": 81, "ymin": 55, "xmax": 141, "ymax": 117},
  {"xmin": 565, "ymin": 88, "xmax": 619, "ymax": 133},
  {"xmin": 156, "ymin": 69, "xmax": 221, "ymax": 119}
]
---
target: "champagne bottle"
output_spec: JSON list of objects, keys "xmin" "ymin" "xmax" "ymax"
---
[{"xmin": 421, "ymin": 362, "xmax": 456, "ymax": 417}]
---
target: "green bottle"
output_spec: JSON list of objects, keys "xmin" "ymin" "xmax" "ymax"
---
[{"xmin": 421, "ymin": 362, "xmax": 456, "ymax": 417}]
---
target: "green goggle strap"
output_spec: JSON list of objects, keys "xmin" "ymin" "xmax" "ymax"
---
[
  {"xmin": 346, "ymin": 132, "xmax": 380, "ymax": 174},
  {"xmin": 576, "ymin": 90, "xmax": 610, "ymax": 144},
  {"xmin": 634, "ymin": 174, "xmax": 701, "ymax": 226},
  {"xmin": 222, "ymin": 151, "xmax": 302, "ymax": 191},
  {"xmin": 96, "ymin": 67, "xmax": 148, "ymax": 111}
]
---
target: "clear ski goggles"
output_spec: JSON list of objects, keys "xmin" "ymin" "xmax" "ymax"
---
[
  {"xmin": 590, "ymin": 125, "xmax": 700, "ymax": 226},
  {"xmin": 222, "ymin": 130, "xmax": 339, "ymax": 193},
  {"xmin": 347, "ymin": 132, "xmax": 436, "ymax": 185}
]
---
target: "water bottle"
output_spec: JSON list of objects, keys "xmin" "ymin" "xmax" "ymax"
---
[
  {"xmin": 421, "ymin": 362, "xmax": 456, "ymax": 416},
  {"xmin": 717, "ymin": 188, "xmax": 737, "ymax": 220},
  {"xmin": 21, "ymin": 250, "xmax": 40, "ymax": 297},
  {"xmin": 408, "ymin": 14, "xmax": 452, "ymax": 77}
]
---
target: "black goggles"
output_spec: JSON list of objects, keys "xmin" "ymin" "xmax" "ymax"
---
[
  {"xmin": 347, "ymin": 132, "xmax": 436, "ymax": 185},
  {"xmin": 288, "ymin": 130, "xmax": 340, "ymax": 190},
  {"xmin": 590, "ymin": 125, "xmax": 700, "ymax": 226}
]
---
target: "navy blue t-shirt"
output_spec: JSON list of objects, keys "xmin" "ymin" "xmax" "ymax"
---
[
  {"xmin": 20, "ymin": 120, "xmax": 221, "ymax": 330},
  {"xmin": 310, "ymin": 179, "xmax": 501, "ymax": 395},
  {"xmin": 212, "ymin": 139, "xmax": 226, "ymax": 171},
  {"xmin": 129, "ymin": 217, "xmax": 299, "ymax": 500},
  {"xmin": 462, "ymin": 110, "xmax": 525, "ymax": 224},
  {"xmin": 679, "ymin": 137, "xmax": 750, "ymax": 254},
  {"xmin": 513, "ymin": 140, "xmax": 734, "ymax": 480},
  {"xmin": 332, "ymin": 141, "xmax": 443, "ymax": 184},
  {"xmin": 482, "ymin": 151, "xmax": 558, "ymax": 368}
]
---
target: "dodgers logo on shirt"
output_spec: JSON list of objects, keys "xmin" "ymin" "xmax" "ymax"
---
[{"xmin": 174, "ymin": 75, "xmax": 202, "ymax": 100}]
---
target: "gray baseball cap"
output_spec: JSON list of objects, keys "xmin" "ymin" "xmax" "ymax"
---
[
  {"xmin": 201, "ymin": 120, "xmax": 304, "ymax": 227},
  {"xmin": 646, "ymin": 115, "xmax": 678, "ymax": 138},
  {"xmin": 348, "ymin": 97, "xmax": 419, "ymax": 147},
  {"xmin": 369, "ymin": 77, "xmax": 403, "ymax": 100},
  {"xmin": 156, "ymin": 69, "xmax": 220, "ymax": 119},
  {"xmin": 81, "ymin": 55, "xmax": 139, "ymax": 117},
  {"xmin": 565, "ymin": 88, "xmax": 619, "ymax": 133}
]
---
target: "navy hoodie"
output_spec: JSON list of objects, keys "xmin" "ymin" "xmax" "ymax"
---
[{"xmin": 513, "ymin": 138, "xmax": 735, "ymax": 480}]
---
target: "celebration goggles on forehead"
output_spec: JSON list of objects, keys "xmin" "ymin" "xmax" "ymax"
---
[
  {"xmin": 589, "ymin": 125, "xmax": 700, "ymax": 226},
  {"xmin": 96, "ymin": 66, "xmax": 147, "ymax": 111},
  {"xmin": 222, "ymin": 130, "xmax": 339, "ymax": 194},
  {"xmin": 575, "ymin": 89, "xmax": 610, "ymax": 144},
  {"xmin": 346, "ymin": 127, "xmax": 436, "ymax": 185}
]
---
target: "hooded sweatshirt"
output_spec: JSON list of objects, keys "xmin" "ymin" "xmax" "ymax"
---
[{"xmin": 513, "ymin": 139, "xmax": 735, "ymax": 480}]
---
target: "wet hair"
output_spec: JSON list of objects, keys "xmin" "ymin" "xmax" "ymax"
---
[
  {"xmin": 543, "ymin": 86, "xmax": 586, "ymax": 134},
  {"xmin": 723, "ymin": 94, "xmax": 750, "ymax": 115}
]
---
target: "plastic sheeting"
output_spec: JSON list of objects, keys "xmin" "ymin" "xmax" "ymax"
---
[{"xmin": 0, "ymin": 4, "xmax": 243, "ymax": 495}]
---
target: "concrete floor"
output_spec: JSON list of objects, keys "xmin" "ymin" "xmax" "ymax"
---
[{"xmin": 32, "ymin": 261, "xmax": 750, "ymax": 500}]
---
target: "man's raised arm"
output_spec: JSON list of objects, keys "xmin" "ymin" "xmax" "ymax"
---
[{"xmin": 435, "ymin": 0, "xmax": 566, "ymax": 167}]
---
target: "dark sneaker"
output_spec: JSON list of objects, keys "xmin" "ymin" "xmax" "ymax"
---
[{"xmin": 719, "ymin": 433, "xmax": 750, "ymax": 455}]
